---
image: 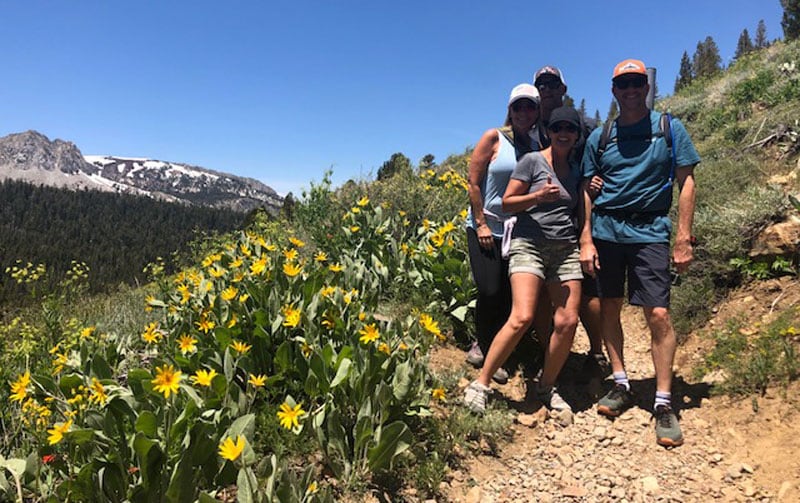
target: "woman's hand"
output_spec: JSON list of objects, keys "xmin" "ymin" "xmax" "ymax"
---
[
  {"xmin": 536, "ymin": 175, "xmax": 561, "ymax": 204},
  {"xmin": 476, "ymin": 223, "xmax": 494, "ymax": 249},
  {"xmin": 586, "ymin": 175, "xmax": 604, "ymax": 199}
]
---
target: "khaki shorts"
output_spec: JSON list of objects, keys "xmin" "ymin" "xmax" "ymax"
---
[{"xmin": 508, "ymin": 238, "xmax": 583, "ymax": 282}]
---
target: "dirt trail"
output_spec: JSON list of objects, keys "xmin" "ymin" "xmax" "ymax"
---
[{"xmin": 437, "ymin": 277, "xmax": 800, "ymax": 502}]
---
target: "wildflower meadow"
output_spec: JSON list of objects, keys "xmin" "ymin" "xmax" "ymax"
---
[{"xmin": 0, "ymin": 164, "xmax": 475, "ymax": 501}]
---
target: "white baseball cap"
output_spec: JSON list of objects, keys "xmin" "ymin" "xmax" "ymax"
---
[{"xmin": 508, "ymin": 83, "xmax": 540, "ymax": 106}]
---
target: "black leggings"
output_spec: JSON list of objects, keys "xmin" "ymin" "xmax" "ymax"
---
[{"xmin": 466, "ymin": 227, "xmax": 511, "ymax": 355}]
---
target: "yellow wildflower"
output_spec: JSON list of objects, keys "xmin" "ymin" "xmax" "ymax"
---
[
  {"xmin": 177, "ymin": 334, "xmax": 198, "ymax": 355},
  {"xmin": 459, "ymin": 209, "xmax": 468, "ymax": 219},
  {"xmin": 301, "ymin": 342, "xmax": 313, "ymax": 358},
  {"xmin": 350, "ymin": 226, "xmax": 360, "ymax": 233},
  {"xmin": 314, "ymin": 251, "xmax": 328, "ymax": 262},
  {"xmin": 248, "ymin": 374, "xmax": 267, "ymax": 388},
  {"xmin": 329, "ymin": 263, "xmax": 344, "ymax": 273},
  {"xmin": 52, "ymin": 353, "xmax": 68, "ymax": 374},
  {"xmin": 9, "ymin": 371, "xmax": 31, "ymax": 403},
  {"xmin": 191, "ymin": 368, "xmax": 218, "ymax": 387},
  {"xmin": 265, "ymin": 243, "xmax": 277, "ymax": 252},
  {"xmin": 420, "ymin": 314, "xmax": 444, "ymax": 341},
  {"xmin": 239, "ymin": 293, "xmax": 250, "ymax": 303},
  {"xmin": 289, "ymin": 237, "xmax": 306, "ymax": 248},
  {"xmin": 283, "ymin": 248, "xmax": 299, "ymax": 261},
  {"xmin": 283, "ymin": 262, "xmax": 303, "ymax": 277},
  {"xmin": 378, "ymin": 342, "xmax": 391, "ymax": 355},
  {"xmin": 80, "ymin": 326, "xmax": 96, "ymax": 339},
  {"xmin": 358, "ymin": 324, "xmax": 380, "ymax": 344},
  {"xmin": 230, "ymin": 257, "xmax": 243, "ymax": 268},
  {"xmin": 152, "ymin": 364, "xmax": 183, "ymax": 398},
  {"xmin": 221, "ymin": 285, "xmax": 238, "ymax": 301},
  {"xmin": 431, "ymin": 388, "xmax": 446, "ymax": 401},
  {"xmin": 208, "ymin": 266, "xmax": 226, "ymax": 278},
  {"xmin": 196, "ymin": 317, "xmax": 216, "ymax": 334},
  {"xmin": 250, "ymin": 257, "xmax": 268, "ymax": 275},
  {"xmin": 177, "ymin": 284, "xmax": 191, "ymax": 305},
  {"xmin": 142, "ymin": 322, "xmax": 162, "ymax": 344},
  {"xmin": 320, "ymin": 286, "xmax": 336, "ymax": 298},
  {"xmin": 277, "ymin": 402, "xmax": 306, "ymax": 430},
  {"xmin": 47, "ymin": 420, "xmax": 72, "ymax": 445},
  {"xmin": 282, "ymin": 304, "xmax": 301, "ymax": 328},
  {"xmin": 240, "ymin": 244, "xmax": 252, "ymax": 257},
  {"xmin": 351, "ymin": 206, "xmax": 361, "ymax": 214},
  {"xmin": 357, "ymin": 196, "xmax": 370, "ymax": 207},
  {"xmin": 227, "ymin": 313, "xmax": 238, "ymax": 328},
  {"xmin": 431, "ymin": 232, "xmax": 445, "ymax": 248},
  {"xmin": 89, "ymin": 378, "xmax": 108, "ymax": 405},
  {"xmin": 230, "ymin": 340, "xmax": 252, "ymax": 354},
  {"xmin": 218, "ymin": 435, "xmax": 246, "ymax": 461}
]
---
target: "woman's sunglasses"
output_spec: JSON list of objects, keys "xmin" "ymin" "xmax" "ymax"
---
[
  {"xmin": 548, "ymin": 123, "xmax": 579, "ymax": 134},
  {"xmin": 511, "ymin": 100, "xmax": 538, "ymax": 112}
]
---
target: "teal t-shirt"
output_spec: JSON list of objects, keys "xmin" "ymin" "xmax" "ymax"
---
[{"xmin": 581, "ymin": 111, "xmax": 700, "ymax": 243}]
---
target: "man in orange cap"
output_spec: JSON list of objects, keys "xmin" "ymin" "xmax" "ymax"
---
[{"xmin": 579, "ymin": 58, "xmax": 700, "ymax": 447}]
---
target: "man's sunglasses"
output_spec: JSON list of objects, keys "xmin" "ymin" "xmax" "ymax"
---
[
  {"xmin": 613, "ymin": 76, "xmax": 647, "ymax": 89},
  {"xmin": 536, "ymin": 80, "xmax": 562, "ymax": 91},
  {"xmin": 549, "ymin": 123, "xmax": 579, "ymax": 134}
]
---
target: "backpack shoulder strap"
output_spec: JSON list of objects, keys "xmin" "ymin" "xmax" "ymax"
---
[{"xmin": 595, "ymin": 117, "xmax": 616, "ymax": 165}]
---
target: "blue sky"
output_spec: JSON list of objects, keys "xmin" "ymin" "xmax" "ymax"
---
[{"xmin": 0, "ymin": 1, "xmax": 785, "ymax": 196}]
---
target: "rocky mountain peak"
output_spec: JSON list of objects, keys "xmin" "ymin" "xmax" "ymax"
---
[{"xmin": 0, "ymin": 130, "xmax": 282, "ymax": 213}]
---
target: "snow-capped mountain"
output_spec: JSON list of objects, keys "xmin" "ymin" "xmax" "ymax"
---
[{"xmin": 0, "ymin": 130, "xmax": 282, "ymax": 213}]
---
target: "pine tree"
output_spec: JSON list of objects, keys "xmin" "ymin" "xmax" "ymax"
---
[
  {"xmin": 734, "ymin": 28, "xmax": 754, "ymax": 59},
  {"xmin": 755, "ymin": 19, "xmax": 769, "ymax": 47},
  {"xmin": 782, "ymin": 1, "xmax": 800, "ymax": 40},
  {"xmin": 692, "ymin": 36, "xmax": 723, "ymax": 79},
  {"xmin": 674, "ymin": 51, "xmax": 694, "ymax": 92},
  {"xmin": 578, "ymin": 99, "xmax": 587, "ymax": 119},
  {"xmin": 593, "ymin": 109, "xmax": 602, "ymax": 126},
  {"xmin": 377, "ymin": 153, "xmax": 413, "ymax": 181},
  {"xmin": 563, "ymin": 94, "xmax": 575, "ymax": 108}
]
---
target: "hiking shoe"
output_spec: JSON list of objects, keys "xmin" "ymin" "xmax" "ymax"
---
[
  {"xmin": 463, "ymin": 380, "xmax": 492, "ymax": 414},
  {"xmin": 597, "ymin": 384, "xmax": 635, "ymax": 417},
  {"xmin": 654, "ymin": 404, "xmax": 684, "ymax": 447},
  {"xmin": 492, "ymin": 367, "xmax": 509, "ymax": 384},
  {"xmin": 536, "ymin": 385, "xmax": 572, "ymax": 412},
  {"xmin": 466, "ymin": 341, "xmax": 484, "ymax": 367}
]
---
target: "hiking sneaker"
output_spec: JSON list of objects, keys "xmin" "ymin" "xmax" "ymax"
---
[
  {"xmin": 597, "ymin": 383, "xmax": 635, "ymax": 417},
  {"xmin": 536, "ymin": 385, "xmax": 572, "ymax": 412},
  {"xmin": 466, "ymin": 341, "xmax": 484, "ymax": 367},
  {"xmin": 492, "ymin": 367, "xmax": 509, "ymax": 385},
  {"xmin": 463, "ymin": 380, "xmax": 492, "ymax": 414},
  {"xmin": 654, "ymin": 404, "xmax": 684, "ymax": 447}
]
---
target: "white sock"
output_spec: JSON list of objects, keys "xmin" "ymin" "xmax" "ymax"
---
[{"xmin": 613, "ymin": 371, "xmax": 630, "ymax": 391}]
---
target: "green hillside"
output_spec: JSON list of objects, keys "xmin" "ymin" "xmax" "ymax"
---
[
  {"xmin": 0, "ymin": 179, "xmax": 246, "ymax": 307},
  {"xmin": 660, "ymin": 38, "xmax": 800, "ymax": 334}
]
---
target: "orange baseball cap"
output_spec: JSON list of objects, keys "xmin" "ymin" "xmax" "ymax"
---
[{"xmin": 613, "ymin": 59, "xmax": 647, "ymax": 79}]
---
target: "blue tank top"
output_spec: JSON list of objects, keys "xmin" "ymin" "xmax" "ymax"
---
[{"xmin": 467, "ymin": 130, "xmax": 516, "ymax": 237}]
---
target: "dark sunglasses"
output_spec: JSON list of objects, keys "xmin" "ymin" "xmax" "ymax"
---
[
  {"xmin": 536, "ymin": 80, "xmax": 562, "ymax": 91},
  {"xmin": 511, "ymin": 100, "xmax": 538, "ymax": 112},
  {"xmin": 548, "ymin": 123, "xmax": 579, "ymax": 134},
  {"xmin": 613, "ymin": 76, "xmax": 647, "ymax": 89}
]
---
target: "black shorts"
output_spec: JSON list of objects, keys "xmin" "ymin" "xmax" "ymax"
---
[{"xmin": 593, "ymin": 239, "xmax": 671, "ymax": 308}]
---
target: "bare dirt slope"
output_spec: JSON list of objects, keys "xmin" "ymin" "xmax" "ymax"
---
[{"xmin": 438, "ymin": 277, "xmax": 800, "ymax": 502}]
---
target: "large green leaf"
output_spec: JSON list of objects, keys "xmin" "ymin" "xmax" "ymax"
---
[
  {"xmin": 135, "ymin": 411, "xmax": 158, "ymax": 437},
  {"xmin": 367, "ymin": 421, "xmax": 411, "ymax": 471},
  {"xmin": 330, "ymin": 358, "xmax": 352, "ymax": 388}
]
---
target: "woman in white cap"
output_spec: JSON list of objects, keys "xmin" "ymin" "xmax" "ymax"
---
[
  {"xmin": 465, "ymin": 83, "xmax": 541, "ymax": 385},
  {"xmin": 465, "ymin": 106, "xmax": 586, "ymax": 415}
]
